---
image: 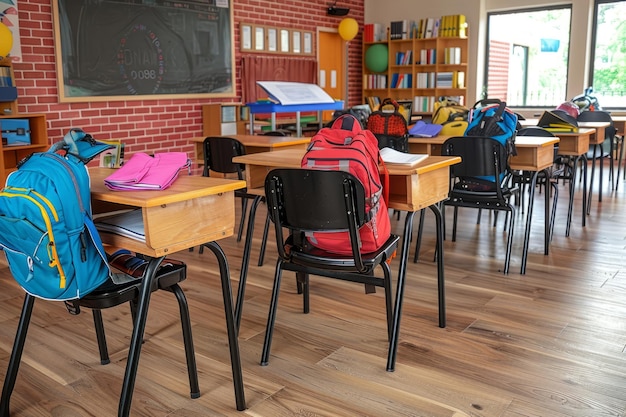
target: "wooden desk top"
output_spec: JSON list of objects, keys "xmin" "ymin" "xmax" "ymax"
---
[
  {"xmin": 233, "ymin": 148, "xmax": 460, "ymax": 176},
  {"xmin": 514, "ymin": 136, "xmax": 560, "ymax": 147},
  {"xmin": 90, "ymin": 168, "xmax": 245, "ymax": 207},
  {"xmin": 191, "ymin": 134, "xmax": 310, "ymax": 148},
  {"xmin": 90, "ymin": 168, "xmax": 246, "ymax": 256},
  {"xmin": 233, "ymin": 149, "xmax": 461, "ymax": 212}
]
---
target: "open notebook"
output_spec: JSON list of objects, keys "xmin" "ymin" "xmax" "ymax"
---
[{"xmin": 380, "ymin": 147, "xmax": 428, "ymax": 166}]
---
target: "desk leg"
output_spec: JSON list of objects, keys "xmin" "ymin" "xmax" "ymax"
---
[
  {"xmin": 235, "ymin": 195, "xmax": 263, "ymax": 330},
  {"xmin": 201, "ymin": 242, "xmax": 247, "ymax": 411},
  {"xmin": 296, "ymin": 111, "xmax": 302, "ymax": 137},
  {"xmin": 565, "ymin": 155, "xmax": 587, "ymax": 237},
  {"xmin": 429, "ymin": 204, "xmax": 446, "ymax": 329},
  {"xmin": 119, "ymin": 256, "xmax": 165, "ymax": 417},
  {"xmin": 587, "ymin": 145, "xmax": 598, "ymax": 214},
  {"xmin": 520, "ymin": 170, "xmax": 546, "ymax": 275},
  {"xmin": 387, "ymin": 206, "xmax": 446, "ymax": 372}
]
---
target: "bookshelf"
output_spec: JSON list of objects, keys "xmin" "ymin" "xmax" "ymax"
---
[
  {"xmin": 202, "ymin": 103, "xmax": 248, "ymax": 137},
  {"xmin": 0, "ymin": 58, "xmax": 50, "ymax": 184},
  {"xmin": 363, "ymin": 16, "xmax": 468, "ymax": 115},
  {"xmin": 0, "ymin": 113, "xmax": 50, "ymax": 184},
  {"xmin": 0, "ymin": 57, "xmax": 18, "ymax": 115}
]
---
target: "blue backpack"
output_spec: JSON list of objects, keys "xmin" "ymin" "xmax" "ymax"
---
[
  {"xmin": 465, "ymin": 99, "xmax": 518, "ymax": 182},
  {"xmin": 0, "ymin": 129, "xmax": 113, "ymax": 301}
]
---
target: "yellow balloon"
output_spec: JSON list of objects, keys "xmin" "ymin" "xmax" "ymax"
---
[
  {"xmin": 338, "ymin": 18, "xmax": 358, "ymax": 41},
  {"xmin": 0, "ymin": 23, "xmax": 13, "ymax": 58}
]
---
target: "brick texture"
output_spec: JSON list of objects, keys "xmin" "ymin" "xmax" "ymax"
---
[{"xmin": 12, "ymin": 0, "xmax": 365, "ymax": 159}]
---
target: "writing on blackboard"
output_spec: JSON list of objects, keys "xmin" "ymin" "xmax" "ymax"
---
[{"xmin": 54, "ymin": 0, "xmax": 234, "ymax": 99}]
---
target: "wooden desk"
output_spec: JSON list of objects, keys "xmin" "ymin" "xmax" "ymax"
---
[
  {"xmin": 408, "ymin": 135, "xmax": 451, "ymax": 156},
  {"xmin": 510, "ymin": 136, "xmax": 560, "ymax": 274},
  {"xmin": 246, "ymin": 101, "xmax": 344, "ymax": 136},
  {"xmin": 89, "ymin": 169, "xmax": 247, "ymax": 415},
  {"xmin": 232, "ymin": 149, "xmax": 460, "ymax": 371},
  {"xmin": 190, "ymin": 134, "xmax": 310, "ymax": 167}
]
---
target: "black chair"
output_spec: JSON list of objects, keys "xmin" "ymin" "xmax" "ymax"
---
[
  {"xmin": 203, "ymin": 136, "xmax": 257, "ymax": 242},
  {"xmin": 577, "ymin": 110, "xmax": 619, "ymax": 208},
  {"xmin": 441, "ymin": 136, "xmax": 520, "ymax": 274},
  {"xmin": 0, "ymin": 255, "xmax": 199, "ymax": 415},
  {"xmin": 260, "ymin": 168, "xmax": 401, "ymax": 371}
]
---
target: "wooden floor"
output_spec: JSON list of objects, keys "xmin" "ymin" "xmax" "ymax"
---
[{"xmin": 1, "ymin": 163, "xmax": 626, "ymax": 416}]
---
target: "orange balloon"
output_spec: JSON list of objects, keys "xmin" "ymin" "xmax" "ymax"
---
[
  {"xmin": 338, "ymin": 18, "xmax": 358, "ymax": 41},
  {"xmin": 0, "ymin": 23, "xmax": 13, "ymax": 58}
]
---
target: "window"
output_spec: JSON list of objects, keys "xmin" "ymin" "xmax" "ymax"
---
[
  {"xmin": 590, "ymin": 0, "xmax": 626, "ymax": 109},
  {"xmin": 485, "ymin": 6, "xmax": 572, "ymax": 107}
]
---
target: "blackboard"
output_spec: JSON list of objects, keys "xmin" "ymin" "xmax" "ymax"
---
[{"xmin": 53, "ymin": 0, "xmax": 235, "ymax": 101}]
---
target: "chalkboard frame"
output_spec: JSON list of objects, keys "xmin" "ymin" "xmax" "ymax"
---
[{"xmin": 52, "ymin": 0, "xmax": 236, "ymax": 102}]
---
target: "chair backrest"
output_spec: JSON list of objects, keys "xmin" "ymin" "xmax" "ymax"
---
[
  {"xmin": 203, "ymin": 136, "xmax": 246, "ymax": 178},
  {"xmin": 264, "ymin": 168, "xmax": 367, "ymax": 264},
  {"xmin": 442, "ymin": 136, "xmax": 510, "ymax": 188},
  {"xmin": 576, "ymin": 110, "xmax": 616, "ymax": 138},
  {"xmin": 517, "ymin": 126, "xmax": 556, "ymax": 137}
]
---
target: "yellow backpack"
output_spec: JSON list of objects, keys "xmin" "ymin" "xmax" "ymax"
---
[{"xmin": 432, "ymin": 97, "xmax": 469, "ymax": 135}]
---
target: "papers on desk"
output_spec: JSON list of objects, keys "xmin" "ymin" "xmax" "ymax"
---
[
  {"xmin": 380, "ymin": 147, "xmax": 428, "ymax": 166},
  {"xmin": 538, "ymin": 110, "xmax": 579, "ymax": 132},
  {"xmin": 257, "ymin": 81, "xmax": 336, "ymax": 105},
  {"xmin": 95, "ymin": 209, "xmax": 145, "ymax": 242}
]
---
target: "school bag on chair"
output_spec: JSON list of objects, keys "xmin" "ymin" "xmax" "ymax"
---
[
  {"xmin": 464, "ymin": 98, "xmax": 519, "ymax": 183},
  {"xmin": 0, "ymin": 128, "xmax": 114, "ymax": 301},
  {"xmin": 301, "ymin": 114, "xmax": 391, "ymax": 255},
  {"xmin": 366, "ymin": 98, "xmax": 409, "ymax": 151}
]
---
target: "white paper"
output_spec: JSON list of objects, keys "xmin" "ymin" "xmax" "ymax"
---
[
  {"xmin": 319, "ymin": 70, "xmax": 326, "ymax": 88},
  {"xmin": 256, "ymin": 81, "xmax": 335, "ymax": 105},
  {"xmin": 380, "ymin": 148, "xmax": 428, "ymax": 166}
]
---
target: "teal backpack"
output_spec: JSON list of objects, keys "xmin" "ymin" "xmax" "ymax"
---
[
  {"xmin": 465, "ymin": 99, "xmax": 519, "ymax": 183},
  {"xmin": 0, "ymin": 129, "xmax": 113, "ymax": 300}
]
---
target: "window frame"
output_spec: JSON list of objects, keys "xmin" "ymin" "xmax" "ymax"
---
[
  {"xmin": 589, "ymin": 0, "xmax": 626, "ymax": 110},
  {"xmin": 484, "ymin": 4, "xmax": 573, "ymax": 109}
]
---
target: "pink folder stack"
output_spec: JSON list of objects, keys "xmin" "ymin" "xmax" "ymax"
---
[{"xmin": 104, "ymin": 152, "xmax": 191, "ymax": 191}]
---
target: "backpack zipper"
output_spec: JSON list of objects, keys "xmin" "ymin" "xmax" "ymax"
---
[
  {"xmin": 0, "ymin": 189, "xmax": 66, "ymax": 287},
  {"xmin": 41, "ymin": 153, "xmax": 89, "ymax": 262}
]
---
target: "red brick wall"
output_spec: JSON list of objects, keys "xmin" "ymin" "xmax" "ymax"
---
[{"xmin": 13, "ymin": 0, "xmax": 364, "ymax": 157}]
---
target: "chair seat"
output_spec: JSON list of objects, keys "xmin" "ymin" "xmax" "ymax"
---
[
  {"xmin": 288, "ymin": 234, "xmax": 400, "ymax": 272},
  {"xmin": 76, "ymin": 259, "xmax": 186, "ymax": 310},
  {"xmin": 450, "ymin": 183, "xmax": 518, "ymax": 203}
]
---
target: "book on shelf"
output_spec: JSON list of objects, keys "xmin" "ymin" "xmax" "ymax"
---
[
  {"xmin": 364, "ymin": 23, "xmax": 386, "ymax": 42},
  {"xmin": 444, "ymin": 47, "xmax": 462, "ymax": 65},
  {"xmin": 366, "ymin": 96, "xmax": 381, "ymax": 112},
  {"xmin": 413, "ymin": 96, "xmax": 435, "ymax": 113},
  {"xmin": 436, "ymin": 72, "xmax": 454, "ymax": 88},
  {"xmin": 380, "ymin": 147, "xmax": 428, "ymax": 166},
  {"xmin": 440, "ymin": 14, "xmax": 467, "ymax": 37}
]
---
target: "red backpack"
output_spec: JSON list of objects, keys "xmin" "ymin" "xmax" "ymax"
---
[{"xmin": 301, "ymin": 114, "xmax": 391, "ymax": 255}]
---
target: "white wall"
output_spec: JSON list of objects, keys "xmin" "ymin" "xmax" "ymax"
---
[{"xmin": 365, "ymin": 0, "xmax": 595, "ymax": 111}]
